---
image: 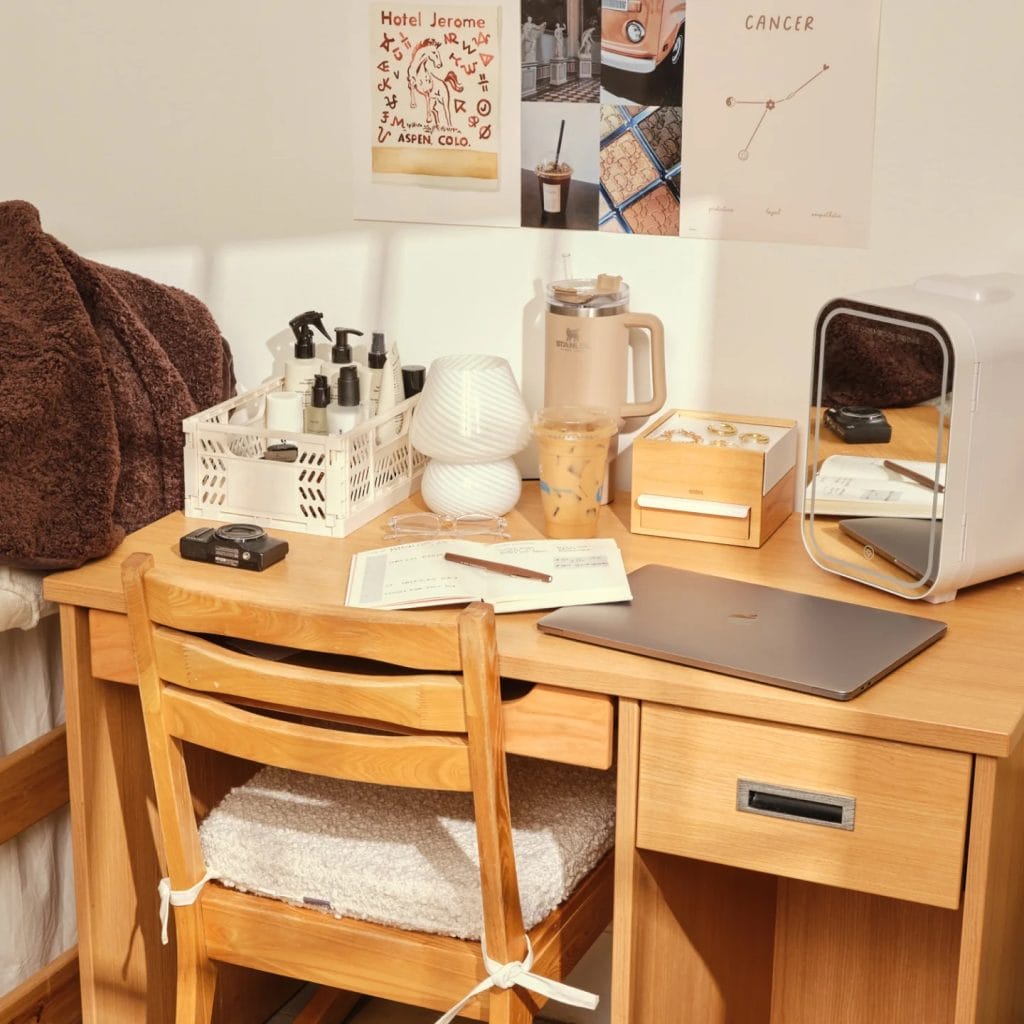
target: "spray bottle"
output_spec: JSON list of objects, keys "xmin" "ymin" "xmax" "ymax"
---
[{"xmin": 285, "ymin": 311, "xmax": 330, "ymax": 404}]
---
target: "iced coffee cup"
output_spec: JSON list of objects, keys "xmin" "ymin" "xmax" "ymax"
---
[
  {"xmin": 536, "ymin": 157, "xmax": 573, "ymax": 217},
  {"xmin": 532, "ymin": 406, "xmax": 618, "ymax": 538}
]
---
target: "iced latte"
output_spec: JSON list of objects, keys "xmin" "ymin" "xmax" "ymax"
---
[{"xmin": 533, "ymin": 406, "xmax": 618, "ymax": 538}]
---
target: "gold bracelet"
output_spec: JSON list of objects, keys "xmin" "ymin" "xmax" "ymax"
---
[
  {"xmin": 706, "ymin": 421, "xmax": 737, "ymax": 436},
  {"xmin": 739, "ymin": 431, "xmax": 770, "ymax": 445},
  {"xmin": 660, "ymin": 428, "xmax": 703, "ymax": 444}
]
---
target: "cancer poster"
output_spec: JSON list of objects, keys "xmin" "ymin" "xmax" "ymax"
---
[
  {"xmin": 370, "ymin": 4, "xmax": 501, "ymax": 189},
  {"xmin": 679, "ymin": 0, "xmax": 882, "ymax": 246}
]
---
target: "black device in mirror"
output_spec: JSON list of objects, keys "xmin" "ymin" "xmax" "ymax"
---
[{"xmin": 804, "ymin": 299, "xmax": 952, "ymax": 599}]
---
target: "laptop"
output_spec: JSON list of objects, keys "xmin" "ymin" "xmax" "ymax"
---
[
  {"xmin": 838, "ymin": 517, "xmax": 942, "ymax": 584},
  {"xmin": 536, "ymin": 564, "xmax": 947, "ymax": 701}
]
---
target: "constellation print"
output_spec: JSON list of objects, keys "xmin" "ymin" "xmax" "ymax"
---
[{"xmin": 726, "ymin": 63, "xmax": 830, "ymax": 160}]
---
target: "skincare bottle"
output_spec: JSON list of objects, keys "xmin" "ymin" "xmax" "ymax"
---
[
  {"xmin": 365, "ymin": 331, "xmax": 388, "ymax": 419},
  {"xmin": 285, "ymin": 311, "xmax": 329, "ymax": 404},
  {"xmin": 328, "ymin": 327, "xmax": 363, "ymax": 394},
  {"xmin": 402, "ymin": 365, "xmax": 426, "ymax": 398},
  {"xmin": 304, "ymin": 374, "xmax": 330, "ymax": 434},
  {"xmin": 375, "ymin": 341, "xmax": 405, "ymax": 445},
  {"xmin": 327, "ymin": 365, "xmax": 365, "ymax": 434}
]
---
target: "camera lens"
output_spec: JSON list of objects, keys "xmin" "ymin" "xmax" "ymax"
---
[
  {"xmin": 839, "ymin": 406, "xmax": 880, "ymax": 419},
  {"xmin": 214, "ymin": 524, "xmax": 267, "ymax": 544}
]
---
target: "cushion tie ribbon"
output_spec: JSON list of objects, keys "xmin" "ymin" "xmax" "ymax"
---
[
  {"xmin": 157, "ymin": 870, "xmax": 218, "ymax": 945},
  {"xmin": 433, "ymin": 934, "xmax": 599, "ymax": 1024}
]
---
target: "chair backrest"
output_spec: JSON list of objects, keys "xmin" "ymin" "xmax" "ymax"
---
[{"xmin": 121, "ymin": 551, "xmax": 527, "ymax": 962}]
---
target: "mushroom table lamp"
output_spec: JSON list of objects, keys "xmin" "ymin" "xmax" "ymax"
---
[{"xmin": 409, "ymin": 354, "xmax": 531, "ymax": 519}]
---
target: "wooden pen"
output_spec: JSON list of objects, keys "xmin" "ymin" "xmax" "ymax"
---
[
  {"xmin": 444, "ymin": 552, "xmax": 553, "ymax": 582},
  {"xmin": 882, "ymin": 459, "xmax": 946, "ymax": 494}
]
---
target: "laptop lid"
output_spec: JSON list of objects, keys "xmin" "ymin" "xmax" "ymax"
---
[
  {"xmin": 838, "ymin": 517, "xmax": 942, "ymax": 584},
  {"xmin": 536, "ymin": 564, "xmax": 947, "ymax": 701}
]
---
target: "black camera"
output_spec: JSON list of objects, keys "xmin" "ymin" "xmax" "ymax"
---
[
  {"xmin": 823, "ymin": 405, "xmax": 892, "ymax": 444},
  {"xmin": 179, "ymin": 524, "xmax": 289, "ymax": 571}
]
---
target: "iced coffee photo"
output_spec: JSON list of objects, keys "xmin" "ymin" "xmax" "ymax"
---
[
  {"xmin": 533, "ymin": 406, "xmax": 618, "ymax": 538},
  {"xmin": 536, "ymin": 156, "xmax": 573, "ymax": 217}
]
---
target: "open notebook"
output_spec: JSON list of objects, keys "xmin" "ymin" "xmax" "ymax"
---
[{"xmin": 537, "ymin": 564, "xmax": 947, "ymax": 701}]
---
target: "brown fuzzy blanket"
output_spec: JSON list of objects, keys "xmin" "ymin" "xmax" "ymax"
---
[{"xmin": 0, "ymin": 200, "xmax": 235, "ymax": 569}]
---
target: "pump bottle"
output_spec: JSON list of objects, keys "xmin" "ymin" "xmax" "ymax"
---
[
  {"xmin": 327, "ymin": 365, "xmax": 365, "ymax": 434},
  {"xmin": 328, "ymin": 327, "xmax": 363, "ymax": 395},
  {"xmin": 285, "ymin": 311, "xmax": 329, "ymax": 404}
]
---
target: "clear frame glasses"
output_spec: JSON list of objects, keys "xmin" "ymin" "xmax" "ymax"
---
[{"xmin": 384, "ymin": 512, "xmax": 510, "ymax": 540}]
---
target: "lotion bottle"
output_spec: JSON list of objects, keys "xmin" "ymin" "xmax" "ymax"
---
[
  {"xmin": 365, "ymin": 331, "xmax": 388, "ymax": 418},
  {"xmin": 329, "ymin": 327, "xmax": 363, "ymax": 394},
  {"xmin": 375, "ymin": 341, "xmax": 405, "ymax": 445},
  {"xmin": 327, "ymin": 365, "xmax": 365, "ymax": 434},
  {"xmin": 285, "ymin": 311, "xmax": 329, "ymax": 404},
  {"xmin": 303, "ymin": 374, "xmax": 330, "ymax": 434}
]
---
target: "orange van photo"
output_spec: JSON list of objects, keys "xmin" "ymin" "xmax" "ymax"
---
[{"xmin": 601, "ymin": 0, "xmax": 686, "ymax": 75}]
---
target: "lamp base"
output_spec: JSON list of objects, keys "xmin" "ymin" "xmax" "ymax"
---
[{"xmin": 421, "ymin": 459, "xmax": 523, "ymax": 519}]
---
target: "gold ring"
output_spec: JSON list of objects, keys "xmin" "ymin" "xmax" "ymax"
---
[
  {"xmin": 706, "ymin": 421, "xmax": 737, "ymax": 436},
  {"xmin": 708, "ymin": 439, "xmax": 734, "ymax": 447},
  {"xmin": 739, "ymin": 432, "xmax": 770, "ymax": 445}
]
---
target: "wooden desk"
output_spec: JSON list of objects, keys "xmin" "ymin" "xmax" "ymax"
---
[{"xmin": 44, "ymin": 488, "xmax": 1024, "ymax": 1023}]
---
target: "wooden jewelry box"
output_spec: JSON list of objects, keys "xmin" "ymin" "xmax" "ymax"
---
[{"xmin": 630, "ymin": 409, "xmax": 798, "ymax": 547}]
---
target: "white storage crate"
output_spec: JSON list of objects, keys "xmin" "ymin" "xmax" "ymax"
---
[{"xmin": 183, "ymin": 377, "xmax": 424, "ymax": 537}]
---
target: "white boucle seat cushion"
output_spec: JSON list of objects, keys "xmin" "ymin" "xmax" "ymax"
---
[{"xmin": 198, "ymin": 755, "xmax": 615, "ymax": 941}]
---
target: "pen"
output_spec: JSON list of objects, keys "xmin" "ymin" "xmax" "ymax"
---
[
  {"xmin": 444, "ymin": 552, "xmax": 553, "ymax": 583},
  {"xmin": 882, "ymin": 459, "xmax": 945, "ymax": 494}
]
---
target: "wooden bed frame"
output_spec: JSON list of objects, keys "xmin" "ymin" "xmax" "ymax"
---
[{"xmin": 0, "ymin": 724, "xmax": 81, "ymax": 1024}]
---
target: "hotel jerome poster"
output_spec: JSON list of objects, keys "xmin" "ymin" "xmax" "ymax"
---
[{"xmin": 370, "ymin": 4, "xmax": 501, "ymax": 190}]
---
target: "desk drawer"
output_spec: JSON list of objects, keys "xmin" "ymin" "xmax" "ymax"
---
[
  {"xmin": 636, "ymin": 704, "xmax": 972, "ymax": 908},
  {"xmin": 88, "ymin": 610, "xmax": 614, "ymax": 769}
]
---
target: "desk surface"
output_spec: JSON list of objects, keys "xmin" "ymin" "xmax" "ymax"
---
[{"xmin": 44, "ymin": 485, "xmax": 1024, "ymax": 759}]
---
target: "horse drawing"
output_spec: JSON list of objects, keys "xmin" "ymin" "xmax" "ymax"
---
[{"xmin": 407, "ymin": 39, "xmax": 463, "ymax": 130}]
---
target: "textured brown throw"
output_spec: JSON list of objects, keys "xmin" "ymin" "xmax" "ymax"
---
[{"xmin": 0, "ymin": 200, "xmax": 235, "ymax": 569}]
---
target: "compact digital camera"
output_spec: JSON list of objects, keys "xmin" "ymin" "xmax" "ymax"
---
[
  {"xmin": 179, "ymin": 523, "xmax": 289, "ymax": 571},
  {"xmin": 823, "ymin": 405, "xmax": 892, "ymax": 444}
]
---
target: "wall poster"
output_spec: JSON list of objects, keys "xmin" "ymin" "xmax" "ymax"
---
[
  {"xmin": 370, "ymin": 4, "xmax": 501, "ymax": 190},
  {"xmin": 679, "ymin": 1, "xmax": 882, "ymax": 246}
]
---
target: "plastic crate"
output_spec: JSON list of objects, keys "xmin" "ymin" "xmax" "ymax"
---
[{"xmin": 183, "ymin": 377, "xmax": 424, "ymax": 537}]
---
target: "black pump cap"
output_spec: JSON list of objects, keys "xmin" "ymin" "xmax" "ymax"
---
[
  {"xmin": 288, "ymin": 310, "xmax": 331, "ymax": 358},
  {"xmin": 402, "ymin": 365, "xmax": 426, "ymax": 398},
  {"xmin": 311, "ymin": 374, "xmax": 330, "ymax": 408},
  {"xmin": 332, "ymin": 327, "xmax": 363, "ymax": 364},
  {"xmin": 368, "ymin": 331, "xmax": 388, "ymax": 369},
  {"xmin": 337, "ymin": 365, "xmax": 361, "ymax": 407}
]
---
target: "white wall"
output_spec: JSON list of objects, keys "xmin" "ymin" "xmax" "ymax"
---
[{"xmin": 3, "ymin": 0, "xmax": 1024, "ymax": 482}]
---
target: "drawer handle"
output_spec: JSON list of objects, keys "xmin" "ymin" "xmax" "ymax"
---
[{"xmin": 736, "ymin": 779, "xmax": 856, "ymax": 830}]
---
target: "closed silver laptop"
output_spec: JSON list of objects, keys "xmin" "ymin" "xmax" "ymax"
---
[{"xmin": 536, "ymin": 564, "xmax": 947, "ymax": 701}]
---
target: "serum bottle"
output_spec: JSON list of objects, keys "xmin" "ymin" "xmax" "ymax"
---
[
  {"xmin": 327, "ymin": 365, "xmax": 365, "ymax": 434},
  {"xmin": 303, "ymin": 374, "xmax": 330, "ymax": 434}
]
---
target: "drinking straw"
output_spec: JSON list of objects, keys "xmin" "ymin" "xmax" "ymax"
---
[{"xmin": 554, "ymin": 119, "xmax": 565, "ymax": 168}]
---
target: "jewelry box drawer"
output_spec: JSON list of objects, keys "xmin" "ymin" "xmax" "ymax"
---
[
  {"xmin": 88, "ymin": 611, "xmax": 614, "ymax": 770},
  {"xmin": 636, "ymin": 704, "xmax": 972, "ymax": 908}
]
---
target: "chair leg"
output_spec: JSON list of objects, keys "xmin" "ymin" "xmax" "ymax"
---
[
  {"xmin": 488, "ymin": 987, "xmax": 538, "ymax": 1024},
  {"xmin": 174, "ymin": 954, "xmax": 218, "ymax": 1024},
  {"xmin": 293, "ymin": 987, "xmax": 362, "ymax": 1024}
]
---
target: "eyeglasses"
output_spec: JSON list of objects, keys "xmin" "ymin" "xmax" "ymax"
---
[{"xmin": 384, "ymin": 512, "xmax": 510, "ymax": 540}]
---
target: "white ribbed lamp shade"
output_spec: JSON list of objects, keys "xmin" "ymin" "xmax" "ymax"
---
[
  {"xmin": 420, "ymin": 459, "xmax": 523, "ymax": 518},
  {"xmin": 410, "ymin": 354, "xmax": 530, "ymax": 462}
]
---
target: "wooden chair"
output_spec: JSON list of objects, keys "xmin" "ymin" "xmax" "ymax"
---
[{"xmin": 121, "ymin": 552, "xmax": 615, "ymax": 1024}]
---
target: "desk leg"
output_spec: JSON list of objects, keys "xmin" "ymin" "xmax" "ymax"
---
[
  {"xmin": 956, "ymin": 745, "xmax": 1024, "ymax": 1021},
  {"xmin": 610, "ymin": 700, "xmax": 776, "ymax": 1023},
  {"xmin": 61, "ymin": 605, "xmax": 174, "ymax": 1022}
]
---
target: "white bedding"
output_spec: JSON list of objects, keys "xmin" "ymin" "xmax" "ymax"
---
[{"xmin": 0, "ymin": 573, "xmax": 76, "ymax": 995}]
